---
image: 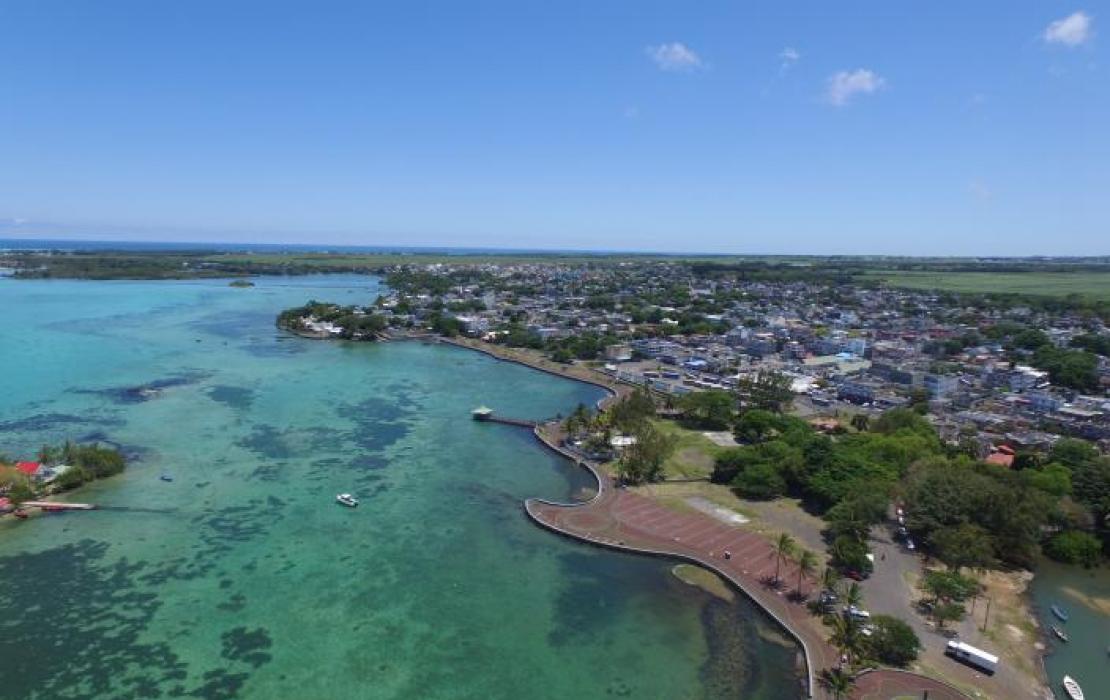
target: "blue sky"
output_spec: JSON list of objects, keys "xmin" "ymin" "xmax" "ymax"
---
[{"xmin": 0, "ymin": 1, "xmax": 1105, "ymax": 255}]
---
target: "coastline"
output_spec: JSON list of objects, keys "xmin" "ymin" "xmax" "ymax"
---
[{"xmin": 298, "ymin": 328, "xmax": 1050, "ymax": 699}]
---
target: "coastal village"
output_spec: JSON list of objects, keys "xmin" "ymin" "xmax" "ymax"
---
[
  {"xmin": 289, "ymin": 260, "xmax": 1110, "ymax": 454},
  {"xmin": 277, "ymin": 259, "xmax": 1110, "ymax": 700}
]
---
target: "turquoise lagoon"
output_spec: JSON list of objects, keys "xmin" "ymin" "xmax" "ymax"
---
[{"xmin": 0, "ymin": 276, "xmax": 800, "ymax": 699}]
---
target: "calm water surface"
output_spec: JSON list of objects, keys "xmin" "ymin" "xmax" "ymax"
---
[
  {"xmin": 1031, "ymin": 560, "xmax": 1110, "ymax": 699},
  {"xmin": 0, "ymin": 276, "xmax": 800, "ymax": 699}
]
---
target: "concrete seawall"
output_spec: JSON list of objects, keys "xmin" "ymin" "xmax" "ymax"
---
[
  {"xmin": 524, "ymin": 423, "xmax": 817, "ymax": 698},
  {"xmin": 442, "ymin": 334, "xmax": 970, "ymax": 700}
]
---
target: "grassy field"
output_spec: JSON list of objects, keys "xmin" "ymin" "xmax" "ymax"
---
[
  {"xmin": 652, "ymin": 419, "xmax": 729, "ymax": 479},
  {"xmin": 871, "ymin": 270, "xmax": 1110, "ymax": 300}
]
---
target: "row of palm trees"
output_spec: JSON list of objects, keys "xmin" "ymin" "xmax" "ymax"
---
[
  {"xmin": 821, "ymin": 575, "xmax": 869, "ymax": 700},
  {"xmin": 770, "ymin": 532, "xmax": 820, "ymax": 597},
  {"xmin": 769, "ymin": 532, "xmax": 871, "ymax": 699}
]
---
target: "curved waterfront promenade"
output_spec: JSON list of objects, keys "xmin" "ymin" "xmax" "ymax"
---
[
  {"xmin": 523, "ymin": 423, "xmax": 971, "ymax": 700},
  {"xmin": 439, "ymin": 337, "xmax": 972, "ymax": 700},
  {"xmin": 525, "ymin": 421, "xmax": 825, "ymax": 698}
]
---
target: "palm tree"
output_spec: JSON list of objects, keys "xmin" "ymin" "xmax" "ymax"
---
[
  {"xmin": 844, "ymin": 582, "xmax": 863, "ymax": 610},
  {"xmin": 850, "ymin": 413, "xmax": 870, "ymax": 432},
  {"xmin": 821, "ymin": 566, "xmax": 841, "ymax": 596},
  {"xmin": 772, "ymin": 533, "xmax": 796, "ymax": 585},
  {"xmin": 817, "ymin": 667, "xmax": 855, "ymax": 700},
  {"xmin": 829, "ymin": 614, "xmax": 865, "ymax": 668},
  {"xmin": 796, "ymin": 549, "xmax": 818, "ymax": 597}
]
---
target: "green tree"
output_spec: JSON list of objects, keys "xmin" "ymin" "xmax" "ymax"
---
[
  {"xmin": 679, "ymin": 390, "xmax": 735, "ymax": 430},
  {"xmin": 849, "ymin": 413, "xmax": 870, "ymax": 432},
  {"xmin": 796, "ymin": 549, "xmax": 818, "ymax": 597},
  {"xmin": 931, "ymin": 523, "xmax": 995, "ymax": 572},
  {"xmin": 736, "ymin": 370, "xmax": 794, "ymax": 413},
  {"xmin": 733, "ymin": 462, "xmax": 786, "ymax": 500},
  {"xmin": 563, "ymin": 403, "xmax": 591, "ymax": 435},
  {"xmin": 1021, "ymin": 463, "xmax": 1073, "ymax": 498},
  {"xmin": 844, "ymin": 582, "xmax": 863, "ymax": 610},
  {"xmin": 616, "ymin": 421, "xmax": 676, "ymax": 485},
  {"xmin": 817, "ymin": 667, "xmax": 855, "ymax": 700},
  {"xmin": 921, "ymin": 569, "xmax": 979, "ymax": 608},
  {"xmin": 830, "ymin": 535, "xmax": 872, "ymax": 576},
  {"xmin": 1032, "ymin": 346, "xmax": 1099, "ymax": 392},
  {"xmin": 733, "ymin": 409, "xmax": 779, "ymax": 444},
  {"xmin": 866, "ymin": 615, "xmax": 921, "ymax": 667},
  {"xmin": 1012, "ymin": 328, "xmax": 1051, "ymax": 350},
  {"xmin": 772, "ymin": 533, "xmax": 796, "ymax": 586},
  {"xmin": 825, "ymin": 491, "xmax": 888, "ymax": 544},
  {"xmin": 609, "ymin": 387, "xmax": 656, "ymax": 433},
  {"xmin": 1051, "ymin": 438, "xmax": 1099, "ymax": 468},
  {"xmin": 872, "ymin": 408, "xmax": 936, "ymax": 439},
  {"xmin": 829, "ymin": 614, "xmax": 865, "ymax": 667},
  {"xmin": 1044, "ymin": 530, "xmax": 1103, "ymax": 568},
  {"xmin": 933, "ymin": 601, "xmax": 965, "ymax": 630},
  {"xmin": 7, "ymin": 476, "xmax": 36, "ymax": 505}
]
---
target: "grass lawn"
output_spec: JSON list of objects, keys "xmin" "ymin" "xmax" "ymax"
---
[
  {"xmin": 653, "ymin": 418, "xmax": 728, "ymax": 479},
  {"xmin": 868, "ymin": 270, "xmax": 1110, "ymax": 301}
]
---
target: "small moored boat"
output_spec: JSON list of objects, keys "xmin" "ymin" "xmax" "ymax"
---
[
  {"xmin": 1062, "ymin": 675, "xmax": 1084, "ymax": 700},
  {"xmin": 160, "ymin": 474, "xmax": 174, "ymax": 482},
  {"xmin": 1051, "ymin": 604, "xmax": 1069, "ymax": 622},
  {"xmin": 1052, "ymin": 626, "xmax": 1069, "ymax": 643},
  {"xmin": 336, "ymin": 493, "xmax": 359, "ymax": 508},
  {"xmin": 12, "ymin": 509, "xmax": 28, "ymax": 520}
]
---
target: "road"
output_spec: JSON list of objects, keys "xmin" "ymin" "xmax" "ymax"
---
[{"xmin": 859, "ymin": 521, "xmax": 1048, "ymax": 699}]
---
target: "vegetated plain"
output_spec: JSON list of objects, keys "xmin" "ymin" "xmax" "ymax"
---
[{"xmin": 870, "ymin": 270, "xmax": 1110, "ymax": 301}]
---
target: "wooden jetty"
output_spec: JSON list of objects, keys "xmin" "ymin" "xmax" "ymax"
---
[
  {"xmin": 471, "ymin": 407, "xmax": 538, "ymax": 428},
  {"xmin": 21, "ymin": 501, "xmax": 96, "ymax": 511}
]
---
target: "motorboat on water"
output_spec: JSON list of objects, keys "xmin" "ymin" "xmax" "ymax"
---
[
  {"xmin": 1062, "ymin": 675, "xmax": 1084, "ymax": 700},
  {"xmin": 1052, "ymin": 625, "xmax": 1069, "ymax": 643},
  {"xmin": 160, "ymin": 474, "xmax": 174, "ymax": 482},
  {"xmin": 336, "ymin": 493, "xmax": 359, "ymax": 508},
  {"xmin": 1051, "ymin": 604, "xmax": 1069, "ymax": 622}
]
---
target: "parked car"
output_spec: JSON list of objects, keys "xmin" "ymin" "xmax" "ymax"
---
[
  {"xmin": 846, "ymin": 605, "xmax": 872, "ymax": 621},
  {"xmin": 905, "ymin": 538, "xmax": 916, "ymax": 551}
]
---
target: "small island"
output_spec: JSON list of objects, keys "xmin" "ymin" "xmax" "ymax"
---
[
  {"xmin": 1, "ymin": 442, "xmax": 127, "ymax": 517},
  {"xmin": 276, "ymin": 300, "xmax": 388, "ymax": 340}
]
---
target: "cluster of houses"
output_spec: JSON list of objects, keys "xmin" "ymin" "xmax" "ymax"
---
[
  {"xmin": 0, "ymin": 460, "xmax": 75, "ymax": 515},
  {"xmin": 378, "ymin": 262, "xmax": 1110, "ymax": 454}
]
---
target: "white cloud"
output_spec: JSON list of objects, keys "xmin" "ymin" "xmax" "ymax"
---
[
  {"xmin": 779, "ymin": 47, "xmax": 800, "ymax": 70},
  {"xmin": 826, "ymin": 69, "xmax": 885, "ymax": 106},
  {"xmin": 1044, "ymin": 11, "xmax": 1093, "ymax": 46},
  {"xmin": 647, "ymin": 42, "xmax": 704, "ymax": 72}
]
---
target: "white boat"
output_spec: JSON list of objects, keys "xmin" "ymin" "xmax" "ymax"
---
[
  {"xmin": 336, "ymin": 493, "xmax": 359, "ymax": 508},
  {"xmin": 1062, "ymin": 675, "xmax": 1084, "ymax": 700}
]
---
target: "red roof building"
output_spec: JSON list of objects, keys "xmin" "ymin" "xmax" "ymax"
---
[
  {"xmin": 985, "ymin": 451, "xmax": 1015, "ymax": 468},
  {"xmin": 15, "ymin": 461, "xmax": 41, "ymax": 476}
]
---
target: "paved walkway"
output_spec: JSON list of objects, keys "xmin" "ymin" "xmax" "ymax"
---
[
  {"xmin": 852, "ymin": 669, "xmax": 970, "ymax": 700},
  {"xmin": 525, "ymin": 423, "xmax": 974, "ymax": 700}
]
